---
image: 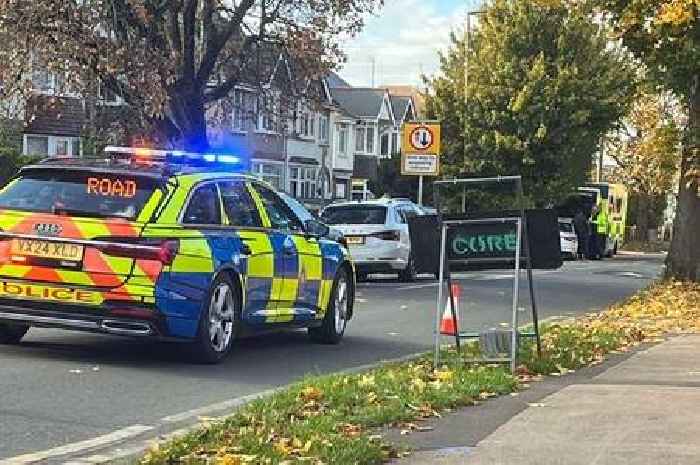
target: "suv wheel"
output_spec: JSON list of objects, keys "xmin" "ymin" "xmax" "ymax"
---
[
  {"xmin": 309, "ymin": 268, "xmax": 350, "ymax": 344},
  {"xmin": 0, "ymin": 323, "xmax": 29, "ymax": 345},
  {"xmin": 189, "ymin": 274, "xmax": 240, "ymax": 364},
  {"xmin": 399, "ymin": 253, "xmax": 417, "ymax": 282}
]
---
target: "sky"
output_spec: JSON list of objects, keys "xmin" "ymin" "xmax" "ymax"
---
[{"xmin": 338, "ymin": 0, "xmax": 484, "ymax": 88}]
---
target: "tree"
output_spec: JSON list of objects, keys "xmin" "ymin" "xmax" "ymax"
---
[
  {"xmin": 594, "ymin": 0, "xmax": 700, "ymax": 280},
  {"xmin": 424, "ymin": 0, "xmax": 637, "ymax": 206},
  {"xmin": 608, "ymin": 92, "xmax": 681, "ymax": 239},
  {"xmin": 368, "ymin": 155, "xmax": 434, "ymax": 205},
  {"xmin": 0, "ymin": 0, "xmax": 382, "ymax": 150}
]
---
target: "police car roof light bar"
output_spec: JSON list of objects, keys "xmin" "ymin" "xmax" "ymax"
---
[{"xmin": 102, "ymin": 146, "xmax": 245, "ymax": 171}]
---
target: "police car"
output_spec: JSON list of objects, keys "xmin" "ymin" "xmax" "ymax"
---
[{"xmin": 0, "ymin": 147, "xmax": 354, "ymax": 363}]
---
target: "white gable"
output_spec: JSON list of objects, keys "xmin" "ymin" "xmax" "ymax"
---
[{"xmin": 378, "ymin": 93, "xmax": 393, "ymax": 122}]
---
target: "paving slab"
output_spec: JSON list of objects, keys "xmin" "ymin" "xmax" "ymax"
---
[
  {"xmin": 399, "ymin": 335, "xmax": 700, "ymax": 465},
  {"xmin": 593, "ymin": 334, "xmax": 700, "ymax": 386}
]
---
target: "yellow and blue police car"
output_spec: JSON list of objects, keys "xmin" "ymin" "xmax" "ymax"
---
[{"xmin": 0, "ymin": 147, "xmax": 355, "ymax": 363}]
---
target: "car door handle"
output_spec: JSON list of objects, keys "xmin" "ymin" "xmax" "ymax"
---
[
  {"xmin": 240, "ymin": 243, "xmax": 252, "ymax": 256},
  {"xmin": 283, "ymin": 242, "xmax": 296, "ymax": 256}
]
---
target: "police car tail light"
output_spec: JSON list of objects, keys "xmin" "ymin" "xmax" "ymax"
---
[
  {"xmin": 372, "ymin": 230, "xmax": 401, "ymax": 241},
  {"xmin": 96, "ymin": 238, "xmax": 180, "ymax": 265}
]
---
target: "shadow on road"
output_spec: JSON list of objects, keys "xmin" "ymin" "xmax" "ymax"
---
[{"xmin": 6, "ymin": 329, "xmax": 427, "ymax": 379}]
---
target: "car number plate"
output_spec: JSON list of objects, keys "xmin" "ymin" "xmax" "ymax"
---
[
  {"xmin": 345, "ymin": 236, "xmax": 365, "ymax": 245},
  {"xmin": 11, "ymin": 239, "xmax": 84, "ymax": 262}
]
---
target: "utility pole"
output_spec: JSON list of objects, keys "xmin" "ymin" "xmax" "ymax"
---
[
  {"xmin": 597, "ymin": 136, "xmax": 605, "ymax": 182},
  {"xmin": 463, "ymin": 10, "xmax": 485, "ymax": 212}
]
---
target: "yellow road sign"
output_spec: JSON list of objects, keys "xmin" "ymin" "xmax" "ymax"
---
[{"xmin": 401, "ymin": 122, "xmax": 441, "ymax": 176}]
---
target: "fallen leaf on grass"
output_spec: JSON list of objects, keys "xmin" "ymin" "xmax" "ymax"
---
[
  {"xmin": 299, "ymin": 386, "xmax": 323, "ymax": 402},
  {"xmin": 337, "ymin": 423, "xmax": 362, "ymax": 438}
]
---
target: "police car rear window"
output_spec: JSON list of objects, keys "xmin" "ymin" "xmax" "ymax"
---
[
  {"xmin": 0, "ymin": 170, "xmax": 158, "ymax": 220},
  {"xmin": 322, "ymin": 206, "xmax": 387, "ymax": 225}
]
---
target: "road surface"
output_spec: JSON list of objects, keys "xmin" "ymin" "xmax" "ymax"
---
[{"xmin": 0, "ymin": 253, "xmax": 663, "ymax": 462}]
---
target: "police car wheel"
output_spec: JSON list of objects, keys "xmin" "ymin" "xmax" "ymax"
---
[
  {"xmin": 309, "ymin": 269, "xmax": 350, "ymax": 344},
  {"xmin": 190, "ymin": 274, "xmax": 240, "ymax": 364},
  {"xmin": 0, "ymin": 323, "xmax": 29, "ymax": 345}
]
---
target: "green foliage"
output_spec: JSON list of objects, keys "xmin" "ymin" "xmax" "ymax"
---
[
  {"xmin": 0, "ymin": 124, "xmax": 34, "ymax": 187},
  {"xmin": 595, "ymin": 0, "xmax": 700, "ymax": 281},
  {"xmin": 596, "ymin": 0, "xmax": 700, "ymax": 101},
  {"xmin": 368, "ymin": 155, "xmax": 434, "ymax": 205},
  {"xmin": 424, "ymin": 0, "xmax": 637, "ymax": 206}
]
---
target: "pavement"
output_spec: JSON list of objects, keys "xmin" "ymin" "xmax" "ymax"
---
[
  {"xmin": 0, "ymin": 253, "xmax": 664, "ymax": 463},
  {"xmin": 394, "ymin": 334, "xmax": 700, "ymax": 465}
]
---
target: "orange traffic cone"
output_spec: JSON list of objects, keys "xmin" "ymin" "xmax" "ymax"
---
[{"xmin": 440, "ymin": 284, "xmax": 461, "ymax": 336}]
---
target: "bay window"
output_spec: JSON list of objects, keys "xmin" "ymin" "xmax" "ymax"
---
[
  {"xmin": 290, "ymin": 167, "xmax": 318, "ymax": 199},
  {"xmin": 251, "ymin": 162, "xmax": 283, "ymax": 190},
  {"xmin": 355, "ymin": 123, "xmax": 375, "ymax": 154}
]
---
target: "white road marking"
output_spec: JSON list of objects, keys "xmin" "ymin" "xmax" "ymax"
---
[
  {"xmin": 160, "ymin": 389, "xmax": 279, "ymax": 424},
  {"xmin": 0, "ymin": 425, "xmax": 153, "ymax": 465}
]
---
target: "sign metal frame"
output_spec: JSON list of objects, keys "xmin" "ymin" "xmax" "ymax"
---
[{"xmin": 432, "ymin": 176, "xmax": 542, "ymax": 373}]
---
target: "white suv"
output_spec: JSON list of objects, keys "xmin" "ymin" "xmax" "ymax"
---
[{"xmin": 321, "ymin": 198, "xmax": 422, "ymax": 281}]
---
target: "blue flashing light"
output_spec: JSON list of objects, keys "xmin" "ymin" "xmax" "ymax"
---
[
  {"xmin": 217, "ymin": 155, "xmax": 240, "ymax": 164},
  {"xmin": 103, "ymin": 146, "xmax": 250, "ymax": 173}
]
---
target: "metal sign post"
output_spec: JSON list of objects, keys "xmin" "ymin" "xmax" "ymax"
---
[{"xmin": 432, "ymin": 176, "xmax": 542, "ymax": 373}]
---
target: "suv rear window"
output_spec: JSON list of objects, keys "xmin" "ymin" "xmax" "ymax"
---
[
  {"xmin": 559, "ymin": 222, "xmax": 574, "ymax": 233},
  {"xmin": 0, "ymin": 170, "xmax": 159, "ymax": 220},
  {"xmin": 322, "ymin": 205, "xmax": 387, "ymax": 225}
]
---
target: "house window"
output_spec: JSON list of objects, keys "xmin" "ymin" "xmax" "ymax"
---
[
  {"xmin": 290, "ymin": 167, "xmax": 318, "ymax": 199},
  {"xmin": 257, "ymin": 95, "xmax": 277, "ymax": 132},
  {"xmin": 380, "ymin": 133, "xmax": 390, "ymax": 157},
  {"xmin": 232, "ymin": 90, "xmax": 254, "ymax": 132},
  {"xmin": 25, "ymin": 136, "xmax": 49, "ymax": 156},
  {"xmin": 32, "ymin": 69, "xmax": 52, "ymax": 93},
  {"xmin": 251, "ymin": 162, "xmax": 283, "ymax": 190},
  {"xmin": 335, "ymin": 181, "xmax": 347, "ymax": 199},
  {"xmin": 355, "ymin": 124, "xmax": 375, "ymax": 154},
  {"xmin": 31, "ymin": 68, "xmax": 64, "ymax": 95},
  {"xmin": 24, "ymin": 135, "xmax": 81, "ymax": 158},
  {"xmin": 367, "ymin": 127, "xmax": 374, "ymax": 153},
  {"xmin": 319, "ymin": 115, "xmax": 329, "ymax": 143},
  {"xmin": 55, "ymin": 138, "xmax": 70, "ymax": 157},
  {"xmin": 337, "ymin": 123, "xmax": 349, "ymax": 157},
  {"xmin": 355, "ymin": 127, "xmax": 365, "ymax": 152},
  {"xmin": 391, "ymin": 133, "xmax": 399, "ymax": 154},
  {"xmin": 299, "ymin": 108, "xmax": 315, "ymax": 139}
]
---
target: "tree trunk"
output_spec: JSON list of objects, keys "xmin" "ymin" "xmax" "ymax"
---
[
  {"xmin": 637, "ymin": 194, "xmax": 650, "ymax": 243},
  {"xmin": 666, "ymin": 80, "xmax": 700, "ymax": 281},
  {"xmin": 167, "ymin": 86, "xmax": 210, "ymax": 151}
]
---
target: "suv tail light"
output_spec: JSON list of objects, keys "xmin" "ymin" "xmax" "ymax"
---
[
  {"xmin": 95, "ymin": 237, "xmax": 180, "ymax": 265},
  {"xmin": 372, "ymin": 230, "xmax": 401, "ymax": 241}
]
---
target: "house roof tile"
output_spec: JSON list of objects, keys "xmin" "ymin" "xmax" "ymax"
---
[
  {"xmin": 24, "ymin": 96, "xmax": 85, "ymax": 137},
  {"xmin": 329, "ymin": 88, "xmax": 387, "ymax": 119}
]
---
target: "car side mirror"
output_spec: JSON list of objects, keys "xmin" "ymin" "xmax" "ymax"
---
[{"xmin": 305, "ymin": 219, "xmax": 330, "ymax": 238}]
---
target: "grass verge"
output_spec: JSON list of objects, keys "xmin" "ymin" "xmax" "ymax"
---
[
  {"xmin": 140, "ymin": 281, "xmax": 699, "ymax": 465},
  {"xmin": 520, "ymin": 281, "xmax": 700, "ymax": 375}
]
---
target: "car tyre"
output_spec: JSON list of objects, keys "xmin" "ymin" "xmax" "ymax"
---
[
  {"xmin": 0, "ymin": 323, "xmax": 29, "ymax": 344},
  {"xmin": 189, "ymin": 273, "xmax": 241, "ymax": 364},
  {"xmin": 309, "ymin": 268, "xmax": 351, "ymax": 344},
  {"xmin": 399, "ymin": 253, "xmax": 417, "ymax": 282}
]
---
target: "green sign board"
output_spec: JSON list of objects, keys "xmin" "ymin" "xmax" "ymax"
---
[{"xmin": 447, "ymin": 224, "xmax": 520, "ymax": 262}]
